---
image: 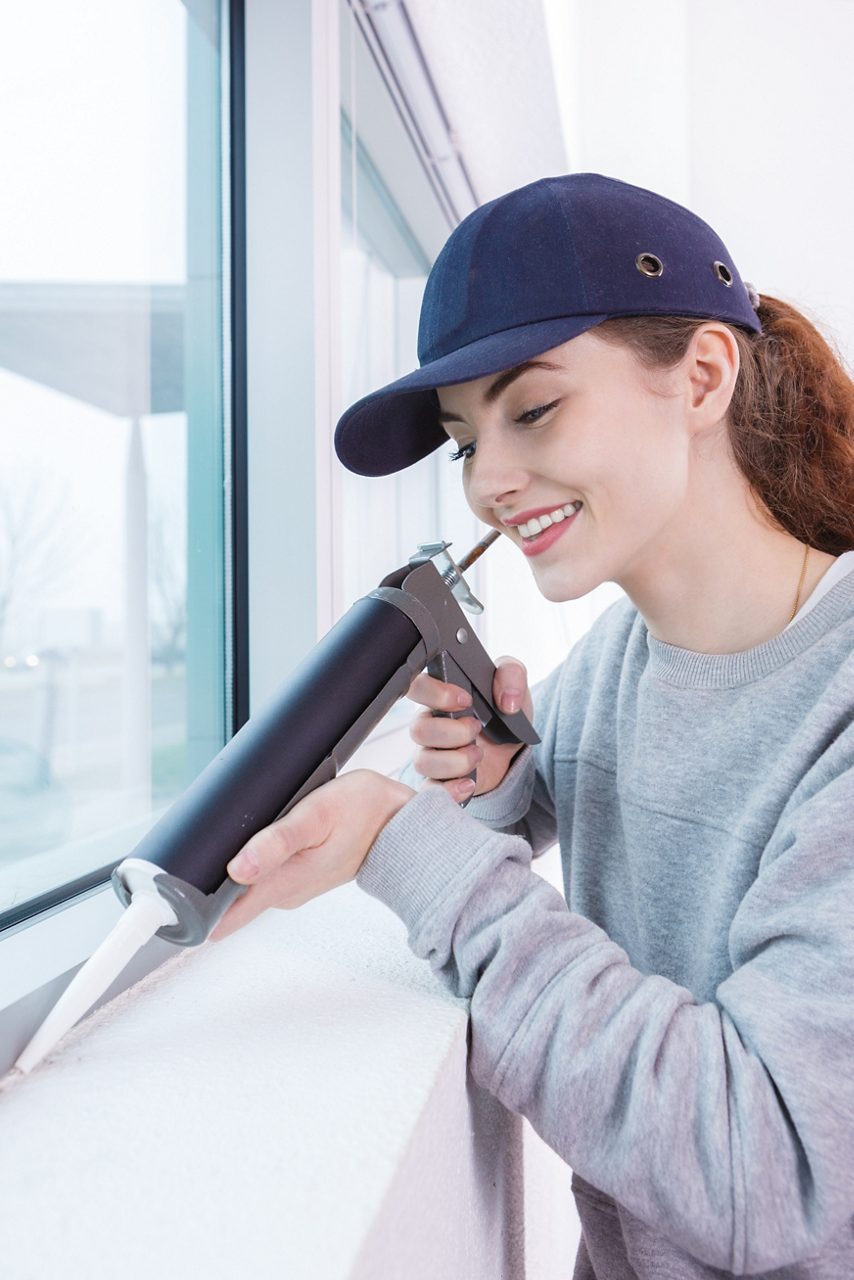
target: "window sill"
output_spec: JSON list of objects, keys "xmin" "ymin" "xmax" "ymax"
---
[{"xmin": 0, "ymin": 880, "xmax": 525, "ymax": 1278}]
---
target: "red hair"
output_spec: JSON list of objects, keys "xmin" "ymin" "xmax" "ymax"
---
[{"xmin": 594, "ymin": 296, "xmax": 854, "ymax": 555}]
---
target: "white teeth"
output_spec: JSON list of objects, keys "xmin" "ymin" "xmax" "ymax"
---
[{"xmin": 518, "ymin": 502, "xmax": 581, "ymax": 539}]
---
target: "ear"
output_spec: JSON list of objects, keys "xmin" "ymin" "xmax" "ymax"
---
[{"xmin": 684, "ymin": 324, "xmax": 740, "ymax": 431}]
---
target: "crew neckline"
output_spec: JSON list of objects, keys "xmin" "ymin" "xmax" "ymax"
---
[{"xmin": 645, "ymin": 567, "xmax": 854, "ymax": 689}]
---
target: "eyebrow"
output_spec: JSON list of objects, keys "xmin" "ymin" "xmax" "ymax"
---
[{"xmin": 436, "ymin": 360, "xmax": 564, "ymax": 425}]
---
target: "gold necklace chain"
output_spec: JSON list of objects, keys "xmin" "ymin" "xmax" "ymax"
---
[{"xmin": 787, "ymin": 543, "xmax": 810, "ymax": 625}]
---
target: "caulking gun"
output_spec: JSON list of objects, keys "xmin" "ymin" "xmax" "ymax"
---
[{"xmin": 13, "ymin": 532, "xmax": 538, "ymax": 1074}]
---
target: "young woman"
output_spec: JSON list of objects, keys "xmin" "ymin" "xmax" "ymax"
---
[{"xmin": 214, "ymin": 174, "xmax": 854, "ymax": 1279}]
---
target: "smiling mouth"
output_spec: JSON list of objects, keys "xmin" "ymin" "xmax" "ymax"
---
[{"xmin": 516, "ymin": 501, "xmax": 583, "ymax": 541}]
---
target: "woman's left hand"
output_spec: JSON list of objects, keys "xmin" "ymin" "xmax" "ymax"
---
[{"xmin": 210, "ymin": 770, "xmax": 415, "ymax": 941}]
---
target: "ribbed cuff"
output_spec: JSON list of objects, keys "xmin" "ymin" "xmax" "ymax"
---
[
  {"xmin": 357, "ymin": 784, "xmax": 497, "ymax": 931},
  {"xmin": 464, "ymin": 746, "xmax": 534, "ymax": 828},
  {"xmin": 395, "ymin": 746, "xmax": 534, "ymax": 831}
]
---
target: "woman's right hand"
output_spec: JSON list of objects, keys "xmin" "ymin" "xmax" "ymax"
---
[{"xmin": 406, "ymin": 657, "xmax": 533, "ymax": 802}]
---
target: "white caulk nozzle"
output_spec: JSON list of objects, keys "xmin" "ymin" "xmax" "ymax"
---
[{"xmin": 13, "ymin": 888, "xmax": 177, "ymax": 1075}]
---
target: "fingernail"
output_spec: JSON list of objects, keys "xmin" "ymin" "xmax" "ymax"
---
[
  {"xmin": 228, "ymin": 849, "xmax": 259, "ymax": 881},
  {"xmin": 501, "ymin": 691, "xmax": 521, "ymax": 713},
  {"xmin": 456, "ymin": 690, "xmax": 472, "ymax": 708},
  {"xmin": 457, "ymin": 778, "xmax": 476, "ymax": 796}
]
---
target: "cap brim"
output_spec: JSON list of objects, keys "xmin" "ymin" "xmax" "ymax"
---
[{"xmin": 334, "ymin": 314, "xmax": 608, "ymax": 477}]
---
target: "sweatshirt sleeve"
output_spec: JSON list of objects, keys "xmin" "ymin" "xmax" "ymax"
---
[{"xmin": 357, "ymin": 736, "xmax": 854, "ymax": 1276}]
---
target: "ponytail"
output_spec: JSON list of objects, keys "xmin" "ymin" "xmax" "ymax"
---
[{"xmin": 595, "ymin": 298, "xmax": 854, "ymax": 555}]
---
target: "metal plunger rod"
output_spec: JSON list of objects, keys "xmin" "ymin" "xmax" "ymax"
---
[{"xmin": 458, "ymin": 528, "xmax": 501, "ymax": 572}]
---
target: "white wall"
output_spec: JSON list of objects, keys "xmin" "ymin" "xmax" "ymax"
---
[
  {"xmin": 544, "ymin": 0, "xmax": 854, "ymax": 363},
  {"xmin": 406, "ymin": 0, "xmax": 567, "ymax": 204}
]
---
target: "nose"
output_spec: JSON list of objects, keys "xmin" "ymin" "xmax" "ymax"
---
[{"xmin": 464, "ymin": 430, "xmax": 528, "ymax": 512}]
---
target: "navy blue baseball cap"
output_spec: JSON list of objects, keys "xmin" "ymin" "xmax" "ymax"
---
[{"xmin": 334, "ymin": 173, "xmax": 761, "ymax": 477}]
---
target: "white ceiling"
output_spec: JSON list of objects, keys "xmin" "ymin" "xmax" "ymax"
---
[{"xmin": 405, "ymin": 0, "xmax": 569, "ymax": 204}]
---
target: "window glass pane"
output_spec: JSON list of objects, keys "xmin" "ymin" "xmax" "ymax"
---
[{"xmin": 0, "ymin": 0, "xmax": 228, "ymax": 914}]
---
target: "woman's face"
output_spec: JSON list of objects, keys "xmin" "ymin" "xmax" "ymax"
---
[{"xmin": 436, "ymin": 330, "xmax": 704, "ymax": 604}]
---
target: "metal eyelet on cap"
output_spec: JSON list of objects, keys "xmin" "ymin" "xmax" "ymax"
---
[
  {"xmin": 636, "ymin": 252, "xmax": 664, "ymax": 278},
  {"xmin": 713, "ymin": 261, "xmax": 733, "ymax": 286}
]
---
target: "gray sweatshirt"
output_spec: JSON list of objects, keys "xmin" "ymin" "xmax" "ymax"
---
[{"xmin": 357, "ymin": 570, "xmax": 854, "ymax": 1278}]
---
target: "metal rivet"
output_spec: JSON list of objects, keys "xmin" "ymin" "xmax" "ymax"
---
[
  {"xmin": 635, "ymin": 252, "xmax": 664, "ymax": 278},
  {"xmin": 456, "ymin": 628, "xmax": 468, "ymax": 644},
  {"xmin": 713, "ymin": 261, "xmax": 733, "ymax": 287}
]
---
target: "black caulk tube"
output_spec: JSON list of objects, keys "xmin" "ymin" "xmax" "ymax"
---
[
  {"xmin": 111, "ymin": 593, "xmax": 428, "ymax": 945},
  {"xmin": 12, "ymin": 539, "xmax": 538, "ymax": 1073}
]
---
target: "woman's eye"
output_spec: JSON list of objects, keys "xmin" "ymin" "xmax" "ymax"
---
[
  {"xmin": 448, "ymin": 441, "xmax": 476, "ymax": 463},
  {"xmin": 516, "ymin": 399, "xmax": 560, "ymax": 425}
]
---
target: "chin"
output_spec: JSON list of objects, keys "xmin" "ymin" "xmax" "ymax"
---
[
  {"xmin": 532, "ymin": 573, "xmax": 583, "ymax": 604},
  {"xmin": 531, "ymin": 561, "xmax": 603, "ymax": 604}
]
